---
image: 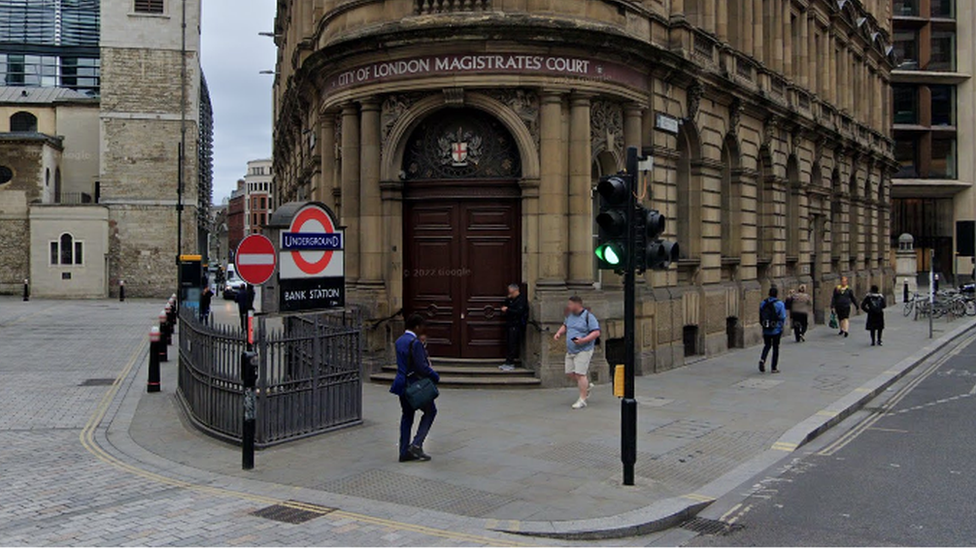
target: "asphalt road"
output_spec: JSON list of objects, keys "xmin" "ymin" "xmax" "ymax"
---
[{"xmin": 686, "ymin": 330, "xmax": 976, "ymax": 547}]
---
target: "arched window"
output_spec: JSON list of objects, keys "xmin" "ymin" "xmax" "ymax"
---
[
  {"xmin": 787, "ymin": 156, "xmax": 802, "ymax": 259},
  {"xmin": 10, "ymin": 111, "xmax": 38, "ymax": 133},
  {"xmin": 677, "ymin": 126, "xmax": 702, "ymax": 259},
  {"xmin": 830, "ymin": 168, "xmax": 844, "ymax": 262},
  {"xmin": 721, "ymin": 138, "xmax": 741, "ymax": 259},
  {"xmin": 50, "ymin": 233, "xmax": 83, "ymax": 266}
]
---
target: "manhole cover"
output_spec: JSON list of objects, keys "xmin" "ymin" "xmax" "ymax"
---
[
  {"xmin": 79, "ymin": 378, "xmax": 116, "ymax": 386},
  {"xmin": 681, "ymin": 517, "xmax": 743, "ymax": 536},
  {"xmin": 250, "ymin": 501, "xmax": 335, "ymax": 524}
]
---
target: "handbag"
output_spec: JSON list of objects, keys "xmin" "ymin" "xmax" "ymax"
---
[
  {"xmin": 403, "ymin": 339, "xmax": 439, "ymax": 410},
  {"xmin": 828, "ymin": 311, "xmax": 839, "ymax": 329}
]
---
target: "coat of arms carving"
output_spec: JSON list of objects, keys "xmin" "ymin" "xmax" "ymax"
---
[{"xmin": 438, "ymin": 127, "xmax": 483, "ymax": 167}]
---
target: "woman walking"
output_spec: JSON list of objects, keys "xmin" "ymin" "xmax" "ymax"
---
[
  {"xmin": 831, "ymin": 276, "xmax": 857, "ymax": 338},
  {"xmin": 788, "ymin": 284, "xmax": 812, "ymax": 342},
  {"xmin": 861, "ymin": 285, "xmax": 887, "ymax": 346}
]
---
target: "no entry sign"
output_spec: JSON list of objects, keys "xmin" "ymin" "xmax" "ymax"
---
[
  {"xmin": 236, "ymin": 235, "xmax": 277, "ymax": 285},
  {"xmin": 278, "ymin": 203, "xmax": 345, "ymax": 312}
]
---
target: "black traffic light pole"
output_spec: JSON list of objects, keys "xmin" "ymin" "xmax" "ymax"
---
[{"xmin": 621, "ymin": 147, "xmax": 639, "ymax": 486}]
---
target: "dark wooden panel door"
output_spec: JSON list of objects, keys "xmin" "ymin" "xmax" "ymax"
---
[
  {"xmin": 460, "ymin": 202, "xmax": 521, "ymax": 358},
  {"xmin": 403, "ymin": 202, "xmax": 462, "ymax": 357},
  {"xmin": 404, "ymin": 197, "xmax": 521, "ymax": 359}
]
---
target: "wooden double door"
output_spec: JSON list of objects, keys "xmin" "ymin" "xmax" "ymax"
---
[{"xmin": 403, "ymin": 185, "xmax": 521, "ymax": 359}]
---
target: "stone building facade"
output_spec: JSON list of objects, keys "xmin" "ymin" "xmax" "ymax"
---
[
  {"xmin": 100, "ymin": 0, "xmax": 207, "ymax": 297},
  {"xmin": 272, "ymin": 0, "xmax": 897, "ymax": 386},
  {"xmin": 0, "ymin": 0, "xmax": 211, "ymax": 298}
]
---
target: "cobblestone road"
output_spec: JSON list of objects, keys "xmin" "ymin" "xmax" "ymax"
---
[{"xmin": 0, "ymin": 298, "xmax": 550, "ymax": 547}]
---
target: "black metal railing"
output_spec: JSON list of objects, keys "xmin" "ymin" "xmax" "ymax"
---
[{"xmin": 177, "ymin": 309, "xmax": 363, "ymax": 448}]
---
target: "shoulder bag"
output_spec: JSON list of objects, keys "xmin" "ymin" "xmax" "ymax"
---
[{"xmin": 403, "ymin": 339, "xmax": 439, "ymax": 410}]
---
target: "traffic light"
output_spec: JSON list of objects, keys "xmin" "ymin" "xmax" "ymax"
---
[
  {"xmin": 595, "ymin": 174, "xmax": 633, "ymax": 271},
  {"xmin": 635, "ymin": 205, "xmax": 679, "ymax": 272}
]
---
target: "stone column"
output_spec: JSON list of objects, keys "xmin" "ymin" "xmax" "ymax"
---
[
  {"xmin": 359, "ymin": 99, "xmax": 383, "ymax": 287},
  {"xmin": 754, "ymin": 0, "xmax": 764, "ymax": 62},
  {"xmin": 672, "ymin": 0, "xmax": 684, "ymax": 16},
  {"xmin": 624, "ymin": 104, "xmax": 643, "ymax": 152},
  {"xmin": 316, "ymin": 112, "xmax": 336, "ymax": 208},
  {"xmin": 568, "ymin": 94, "xmax": 593, "ymax": 288},
  {"xmin": 773, "ymin": 0, "xmax": 784, "ymax": 72},
  {"xmin": 340, "ymin": 103, "xmax": 361, "ymax": 284},
  {"xmin": 538, "ymin": 92, "xmax": 568, "ymax": 287},
  {"xmin": 801, "ymin": 14, "xmax": 811, "ymax": 89},
  {"xmin": 704, "ymin": 0, "xmax": 715, "ymax": 33},
  {"xmin": 783, "ymin": 0, "xmax": 792, "ymax": 78},
  {"xmin": 717, "ymin": 0, "xmax": 727, "ymax": 41},
  {"xmin": 743, "ymin": 0, "xmax": 754, "ymax": 56}
]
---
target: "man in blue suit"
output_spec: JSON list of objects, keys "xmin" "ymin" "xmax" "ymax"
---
[{"xmin": 391, "ymin": 314, "xmax": 441, "ymax": 462}]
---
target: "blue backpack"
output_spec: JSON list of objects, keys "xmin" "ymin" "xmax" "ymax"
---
[{"xmin": 760, "ymin": 299, "xmax": 779, "ymax": 330}]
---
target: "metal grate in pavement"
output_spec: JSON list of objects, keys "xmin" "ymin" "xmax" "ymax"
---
[
  {"xmin": 317, "ymin": 469, "xmax": 515, "ymax": 518},
  {"xmin": 648, "ymin": 419, "xmax": 721, "ymax": 439},
  {"xmin": 79, "ymin": 378, "xmax": 116, "ymax": 386},
  {"xmin": 681, "ymin": 517, "xmax": 744, "ymax": 536},
  {"xmin": 732, "ymin": 379, "xmax": 783, "ymax": 390},
  {"xmin": 250, "ymin": 501, "xmax": 335, "ymax": 524}
]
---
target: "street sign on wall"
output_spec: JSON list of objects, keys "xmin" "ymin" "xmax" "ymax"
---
[
  {"xmin": 278, "ymin": 203, "xmax": 345, "ymax": 312},
  {"xmin": 236, "ymin": 235, "xmax": 277, "ymax": 286}
]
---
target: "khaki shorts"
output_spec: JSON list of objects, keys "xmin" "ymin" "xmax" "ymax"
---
[{"xmin": 565, "ymin": 349, "xmax": 594, "ymax": 376}]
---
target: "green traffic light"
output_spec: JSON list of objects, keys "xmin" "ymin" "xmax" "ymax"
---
[{"xmin": 596, "ymin": 243, "xmax": 623, "ymax": 266}]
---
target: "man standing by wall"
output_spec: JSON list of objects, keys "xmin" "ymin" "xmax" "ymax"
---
[
  {"xmin": 554, "ymin": 296, "xmax": 601, "ymax": 409},
  {"xmin": 500, "ymin": 283, "xmax": 528, "ymax": 371}
]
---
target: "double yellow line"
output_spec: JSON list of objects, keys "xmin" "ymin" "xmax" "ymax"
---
[
  {"xmin": 80, "ymin": 337, "xmax": 531, "ymax": 547},
  {"xmin": 817, "ymin": 332, "xmax": 976, "ymax": 457}
]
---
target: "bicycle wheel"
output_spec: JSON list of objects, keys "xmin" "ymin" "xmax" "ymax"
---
[
  {"xmin": 903, "ymin": 299, "xmax": 915, "ymax": 317},
  {"xmin": 951, "ymin": 299, "xmax": 966, "ymax": 317}
]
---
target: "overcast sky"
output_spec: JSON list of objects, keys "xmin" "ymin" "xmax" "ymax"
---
[{"xmin": 201, "ymin": 0, "xmax": 278, "ymax": 204}]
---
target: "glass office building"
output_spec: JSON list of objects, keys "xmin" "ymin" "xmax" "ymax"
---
[{"xmin": 0, "ymin": 0, "xmax": 100, "ymax": 95}]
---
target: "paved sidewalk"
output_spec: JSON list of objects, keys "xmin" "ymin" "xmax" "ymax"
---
[{"xmin": 128, "ymin": 303, "xmax": 976, "ymax": 538}]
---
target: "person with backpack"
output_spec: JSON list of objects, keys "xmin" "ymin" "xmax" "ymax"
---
[
  {"xmin": 860, "ymin": 285, "xmax": 887, "ymax": 346},
  {"xmin": 554, "ymin": 296, "xmax": 601, "ymax": 409},
  {"xmin": 390, "ymin": 314, "xmax": 441, "ymax": 463},
  {"xmin": 499, "ymin": 283, "xmax": 529, "ymax": 371},
  {"xmin": 787, "ymin": 284, "xmax": 812, "ymax": 343},
  {"xmin": 759, "ymin": 286, "xmax": 788, "ymax": 374},
  {"xmin": 831, "ymin": 276, "xmax": 858, "ymax": 338}
]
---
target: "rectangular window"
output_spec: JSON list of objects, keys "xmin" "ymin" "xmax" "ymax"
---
[
  {"xmin": 931, "ymin": 0, "xmax": 954, "ymax": 18},
  {"xmin": 929, "ymin": 31, "xmax": 956, "ymax": 72},
  {"xmin": 930, "ymin": 138, "xmax": 957, "ymax": 179},
  {"xmin": 134, "ymin": 0, "xmax": 164, "ymax": 14},
  {"xmin": 74, "ymin": 242, "xmax": 83, "ymax": 265},
  {"xmin": 893, "ymin": 30, "xmax": 919, "ymax": 70},
  {"xmin": 894, "ymin": 0, "xmax": 919, "ymax": 16},
  {"xmin": 893, "ymin": 85, "xmax": 919, "ymax": 125},
  {"xmin": 930, "ymin": 85, "xmax": 955, "ymax": 126},
  {"xmin": 50, "ymin": 242, "xmax": 58, "ymax": 265},
  {"xmin": 895, "ymin": 138, "xmax": 919, "ymax": 178}
]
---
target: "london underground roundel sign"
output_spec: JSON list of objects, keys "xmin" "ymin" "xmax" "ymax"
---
[
  {"xmin": 278, "ymin": 202, "xmax": 345, "ymax": 312},
  {"xmin": 235, "ymin": 235, "xmax": 277, "ymax": 285}
]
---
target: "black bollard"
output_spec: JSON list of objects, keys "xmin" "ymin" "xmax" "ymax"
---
[
  {"xmin": 163, "ymin": 305, "xmax": 174, "ymax": 346},
  {"xmin": 147, "ymin": 327, "xmax": 161, "ymax": 393},
  {"xmin": 119, "ymin": 280, "xmax": 126, "ymax": 302},
  {"xmin": 904, "ymin": 282, "xmax": 909, "ymax": 304},
  {"xmin": 158, "ymin": 311, "xmax": 169, "ymax": 362},
  {"xmin": 22, "ymin": 278, "xmax": 29, "ymax": 302},
  {"xmin": 241, "ymin": 351, "xmax": 259, "ymax": 470}
]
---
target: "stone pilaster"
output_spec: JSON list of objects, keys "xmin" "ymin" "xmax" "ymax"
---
[
  {"xmin": 340, "ymin": 103, "xmax": 361, "ymax": 284},
  {"xmin": 568, "ymin": 94, "xmax": 593, "ymax": 288},
  {"xmin": 537, "ymin": 91, "xmax": 568, "ymax": 288},
  {"xmin": 359, "ymin": 99, "xmax": 383, "ymax": 287}
]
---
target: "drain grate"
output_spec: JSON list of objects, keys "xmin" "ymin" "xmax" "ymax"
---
[
  {"xmin": 250, "ymin": 501, "xmax": 335, "ymax": 524},
  {"xmin": 681, "ymin": 517, "xmax": 743, "ymax": 536},
  {"xmin": 79, "ymin": 378, "xmax": 116, "ymax": 386}
]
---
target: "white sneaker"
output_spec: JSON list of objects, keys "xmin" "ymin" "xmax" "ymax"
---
[
  {"xmin": 498, "ymin": 364, "xmax": 516, "ymax": 371},
  {"xmin": 572, "ymin": 398, "xmax": 587, "ymax": 409},
  {"xmin": 587, "ymin": 383, "xmax": 594, "ymax": 398}
]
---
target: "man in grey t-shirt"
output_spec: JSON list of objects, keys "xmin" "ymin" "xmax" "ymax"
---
[{"xmin": 553, "ymin": 296, "xmax": 601, "ymax": 409}]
